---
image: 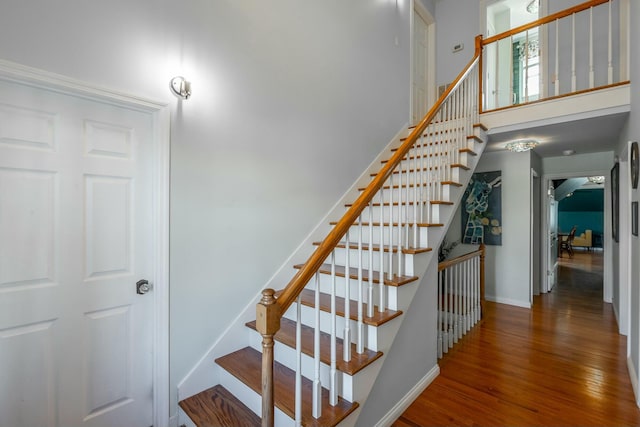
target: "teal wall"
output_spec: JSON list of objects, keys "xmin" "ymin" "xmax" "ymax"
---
[{"xmin": 558, "ymin": 188, "xmax": 604, "ymax": 236}]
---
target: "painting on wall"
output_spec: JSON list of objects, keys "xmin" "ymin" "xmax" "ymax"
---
[
  {"xmin": 612, "ymin": 162, "xmax": 619, "ymax": 243},
  {"xmin": 461, "ymin": 170, "xmax": 503, "ymax": 245}
]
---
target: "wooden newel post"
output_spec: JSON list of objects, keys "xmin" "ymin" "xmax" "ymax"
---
[
  {"xmin": 479, "ymin": 243, "xmax": 486, "ymax": 318},
  {"xmin": 256, "ymin": 288, "xmax": 280, "ymax": 427}
]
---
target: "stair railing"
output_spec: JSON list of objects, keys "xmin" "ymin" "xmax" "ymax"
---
[
  {"xmin": 256, "ymin": 39, "xmax": 483, "ymax": 426},
  {"xmin": 437, "ymin": 244, "xmax": 485, "ymax": 359},
  {"xmin": 479, "ymin": 0, "xmax": 626, "ymax": 112}
]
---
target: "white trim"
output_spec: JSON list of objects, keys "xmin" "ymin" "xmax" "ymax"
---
[
  {"xmin": 374, "ymin": 364, "xmax": 440, "ymax": 427},
  {"xmin": 628, "ymin": 356, "xmax": 640, "ymax": 407},
  {"xmin": 485, "ymin": 295, "xmax": 532, "ymax": 309},
  {"xmin": 0, "ymin": 59, "xmax": 171, "ymax": 427}
]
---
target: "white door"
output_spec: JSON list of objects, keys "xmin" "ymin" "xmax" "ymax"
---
[
  {"xmin": 412, "ymin": 9, "xmax": 430, "ymax": 124},
  {"xmin": 0, "ymin": 78, "xmax": 155, "ymax": 427}
]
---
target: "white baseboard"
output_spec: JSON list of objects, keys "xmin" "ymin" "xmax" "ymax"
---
[
  {"xmin": 485, "ymin": 295, "xmax": 531, "ymax": 309},
  {"xmin": 627, "ymin": 356, "xmax": 640, "ymax": 408},
  {"xmin": 374, "ymin": 364, "xmax": 440, "ymax": 427}
]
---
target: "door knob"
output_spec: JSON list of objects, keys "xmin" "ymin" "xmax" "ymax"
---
[{"xmin": 136, "ymin": 279, "xmax": 153, "ymax": 295}]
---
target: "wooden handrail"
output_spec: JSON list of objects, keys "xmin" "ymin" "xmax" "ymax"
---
[
  {"xmin": 438, "ymin": 246, "xmax": 483, "ymax": 271},
  {"xmin": 482, "ymin": 0, "xmax": 609, "ymax": 46}
]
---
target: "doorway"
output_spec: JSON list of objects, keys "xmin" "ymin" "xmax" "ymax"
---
[
  {"xmin": 481, "ymin": 0, "xmax": 546, "ymax": 110},
  {"xmin": 542, "ymin": 172, "xmax": 610, "ymax": 306},
  {"xmin": 411, "ymin": 1, "xmax": 435, "ymax": 125}
]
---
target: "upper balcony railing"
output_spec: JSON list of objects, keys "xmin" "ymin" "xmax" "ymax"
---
[{"xmin": 479, "ymin": 0, "xmax": 628, "ymax": 112}]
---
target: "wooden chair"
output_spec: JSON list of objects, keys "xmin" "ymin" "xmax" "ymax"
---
[{"xmin": 560, "ymin": 226, "xmax": 577, "ymax": 258}]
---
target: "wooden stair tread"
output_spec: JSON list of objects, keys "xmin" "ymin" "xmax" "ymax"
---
[
  {"xmin": 293, "ymin": 288, "xmax": 403, "ymax": 327},
  {"xmin": 346, "ymin": 200, "xmax": 451, "ymax": 207},
  {"xmin": 179, "ymin": 384, "xmax": 261, "ymax": 427},
  {"xmin": 293, "ymin": 262, "xmax": 418, "ymax": 287},
  {"xmin": 381, "ymin": 150, "xmax": 470, "ymax": 164},
  {"xmin": 246, "ymin": 318, "xmax": 383, "ymax": 376},
  {"xmin": 313, "ymin": 241, "xmax": 432, "ymax": 255},
  {"xmin": 216, "ymin": 347, "xmax": 358, "ymax": 427},
  {"xmin": 370, "ymin": 163, "xmax": 468, "ymax": 177},
  {"xmin": 357, "ymin": 181, "xmax": 462, "ymax": 191},
  {"xmin": 330, "ymin": 221, "xmax": 444, "ymax": 228}
]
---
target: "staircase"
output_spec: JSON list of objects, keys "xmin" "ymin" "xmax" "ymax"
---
[{"xmin": 179, "ymin": 54, "xmax": 487, "ymax": 426}]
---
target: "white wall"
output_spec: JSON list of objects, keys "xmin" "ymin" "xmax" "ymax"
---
[{"xmin": 0, "ymin": 0, "xmax": 414, "ymax": 419}]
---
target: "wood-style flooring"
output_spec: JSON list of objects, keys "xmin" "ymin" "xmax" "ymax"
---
[{"xmin": 394, "ymin": 250, "xmax": 640, "ymax": 426}]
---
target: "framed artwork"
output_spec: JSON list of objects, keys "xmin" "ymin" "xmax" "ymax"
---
[
  {"xmin": 461, "ymin": 170, "xmax": 502, "ymax": 245},
  {"xmin": 633, "ymin": 202, "xmax": 638, "ymax": 237},
  {"xmin": 612, "ymin": 162, "xmax": 619, "ymax": 243},
  {"xmin": 631, "ymin": 142, "xmax": 639, "ymax": 189}
]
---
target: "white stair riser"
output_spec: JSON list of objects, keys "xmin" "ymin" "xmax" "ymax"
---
[
  {"xmin": 362, "ymin": 186, "xmax": 456, "ymax": 206},
  {"xmin": 359, "ymin": 204, "xmax": 446, "ymax": 225},
  {"xmin": 282, "ymin": 303, "xmax": 399, "ymax": 352},
  {"xmin": 343, "ymin": 224, "xmax": 431, "ymax": 250},
  {"xmin": 309, "ymin": 271, "xmax": 406, "ymax": 311},
  {"xmin": 248, "ymin": 330, "xmax": 360, "ymax": 402},
  {"xmin": 217, "ymin": 367, "xmax": 294, "ymax": 426},
  {"xmin": 328, "ymin": 247, "xmax": 415, "ymax": 277}
]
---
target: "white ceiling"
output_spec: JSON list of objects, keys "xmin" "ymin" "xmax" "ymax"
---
[{"xmin": 484, "ymin": 112, "xmax": 629, "ymax": 158}]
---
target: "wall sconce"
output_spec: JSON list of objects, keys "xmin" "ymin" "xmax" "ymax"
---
[{"xmin": 170, "ymin": 76, "xmax": 191, "ymax": 99}]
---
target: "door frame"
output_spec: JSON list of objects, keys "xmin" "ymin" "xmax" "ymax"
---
[
  {"xmin": 410, "ymin": 0, "xmax": 436, "ymax": 123},
  {"xmin": 0, "ymin": 59, "xmax": 171, "ymax": 427},
  {"xmin": 541, "ymin": 170, "xmax": 612, "ymax": 303}
]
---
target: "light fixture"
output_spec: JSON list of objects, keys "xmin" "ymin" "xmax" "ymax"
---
[
  {"xmin": 587, "ymin": 176, "xmax": 605, "ymax": 184},
  {"xmin": 563, "ymin": 149, "xmax": 576, "ymax": 156},
  {"xmin": 170, "ymin": 76, "xmax": 191, "ymax": 99},
  {"xmin": 505, "ymin": 139, "xmax": 539, "ymax": 152},
  {"xmin": 526, "ymin": 0, "xmax": 539, "ymax": 14}
]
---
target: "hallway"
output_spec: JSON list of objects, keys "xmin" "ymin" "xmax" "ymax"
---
[{"xmin": 393, "ymin": 250, "xmax": 640, "ymax": 426}]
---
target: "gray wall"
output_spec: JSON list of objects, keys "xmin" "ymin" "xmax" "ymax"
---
[
  {"xmin": 0, "ymin": 0, "xmax": 414, "ymax": 418},
  {"xmin": 616, "ymin": 0, "xmax": 640, "ymax": 402}
]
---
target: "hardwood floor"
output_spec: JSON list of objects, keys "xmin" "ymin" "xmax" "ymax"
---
[{"xmin": 394, "ymin": 250, "xmax": 640, "ymax": 426}]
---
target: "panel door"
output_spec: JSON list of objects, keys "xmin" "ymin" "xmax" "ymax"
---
[{"xmin": 0, "ymin": 78, "xmax": 154, "ymax": 427}]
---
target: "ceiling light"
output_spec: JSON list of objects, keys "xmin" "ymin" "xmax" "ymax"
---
[
  {"xmin": 563, "ymin": 149, "xmax": 576, "ymax": 156},
  {"xmin": 526, "ymin": 0, "xmax": 539, "ymax": 14},
  {"xmin": 505, "ymin": 139, "xmax": 539, "ymax": 152},
  {"xmin": 587, "ymin": 176, "xmax": 605, "ymax": 184}
]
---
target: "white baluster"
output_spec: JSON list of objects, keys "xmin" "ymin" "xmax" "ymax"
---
[
  {"xmin": 357, "ymin": 215, "xmax": 365, "ymax": 354},
  {"xmin": 448, "ymin": 265, "xmax": 454, "ymax": 349},
  {"xmin": 437, "ymin": 270, "xmax": 443, "ymax": 359},
  {"xmin": 295, "ymin": 294, "xmax": 302, "ymax": 427},
  {"xmin": 379, "ymin": 188, "xmax": 386, "ymax": 313},
  {"xmin": 397, "ymin": 154, "xmax": 404, "ymax": 278},
  {"xmin": 608, "ymin": 0, "xmax": 613, "ymax": 84},
  {"xmin": 313, "ymin": 273, "xmax": 322, "ymax": 418},
  {"xmin": 571, "ymin": 13, "xmax": 577, "ymax": 92},
  {"xmin": 330, "ymin": 251, "xmax": 338, "ymax": 406},
  {"xmin": 343, "ymin": 229, "xmax": 351, "ymax": 362},
  {"xmin": 451, "ymin": 264, "xmax": 456, "ymax": 344},
  {"xmin": 368, "ymin": 202, "xmax": 374, "ymax": 319},
  {"xmin": 588, "ymin": 7, "xmax": 594, "ymax": 88},
  {"xmin": 555, "ymin": 19, "xmax": 560, "ymax": 96},
  {"xmin": 509, "ymin": 35, "xmax": 514, "ymax": 105},
  {"xmin": 525, "ymin": 31, "xmax": 530, "ymax": 101}
]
